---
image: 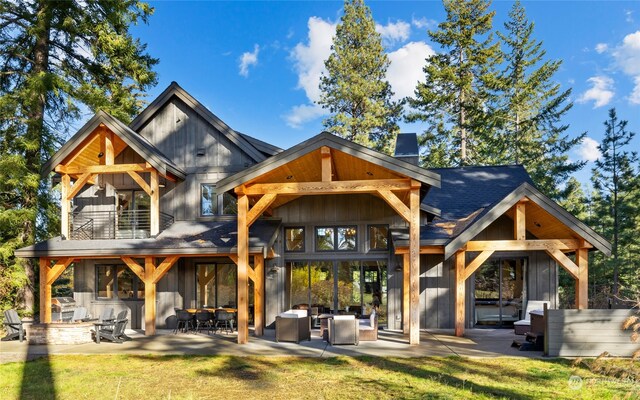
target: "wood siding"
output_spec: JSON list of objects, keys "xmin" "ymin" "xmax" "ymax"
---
[{"xmin": 546, "ymin": 309, "xmax": 638, "ymax": 357}]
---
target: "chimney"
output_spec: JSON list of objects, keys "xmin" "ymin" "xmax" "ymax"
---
[{"xmin": 394, "ymin": 133, "xmax": 419, "ymax": 166}]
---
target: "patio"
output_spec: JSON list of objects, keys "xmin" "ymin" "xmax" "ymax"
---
[{"xmin": 0, "ymin": 328, "xmax": 543, "ymax": 364}]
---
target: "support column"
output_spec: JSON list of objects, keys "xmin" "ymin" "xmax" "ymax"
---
[
  {"xmin": 575, "ymin": 248, "xmax": 589, "ymax": 309},
  {"xmin": 409, "ymin": 181, "xmax": 420, "ymax": 345},
  {"xmin": 455, "ymin": 250, "xmax": 466, "ymax": 337},
  {"xmin": 237, "ymin": 194, "xmax": 249, "ymax": 344},
  {"xmin": 144, "ymin": 257, "xmax": 157, "ymax": 335},
  {"xmin": 254, "ymin": 254, "xmax": 264, "ymax": 337},
  {"xmin": 150, "ymin": 170, "xmax": 160, "ymax": 236},
  {"xmin": 39, "ymin": 258, "xmax": 51, "ymax": 323},
  {"xmin": 61, "ymin": 174, "xmax": 70, "ymax": 239},
  {"xmin": 402, "ymin": 252, "xmax": 410, "ymax": 335}
]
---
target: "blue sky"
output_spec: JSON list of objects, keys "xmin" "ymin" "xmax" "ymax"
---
[{"xmin": 127, "ymin": 1, "xmax": 640, "ymax": 188}]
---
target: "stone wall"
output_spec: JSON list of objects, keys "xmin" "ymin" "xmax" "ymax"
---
[{"xmin": 26, "ymin": 323, "xmax": 94, "ymax": 345}]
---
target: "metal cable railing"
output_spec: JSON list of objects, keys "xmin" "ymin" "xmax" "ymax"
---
[{"xmin": 69, "ymin": 210, "xmax": 174, "ymax": 240}]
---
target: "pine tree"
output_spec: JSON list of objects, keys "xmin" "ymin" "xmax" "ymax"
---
[
  {"xmin": 0, "ymin": 0, "xmax": 158, "ymax": 316},
  {"xmin": 407, "ymin": 0, "xmax": 501, "ymax": 167},
  {"xmin": 590, "ymin": 109, "xmax": 639, "ymax": 300},
  {"xmin": 495, "ymin": 0, "xmax": 585, "ymax": 200},
  {"xmin": 318, "ymin": 0, "xmax": 402, "ymax": 155}
]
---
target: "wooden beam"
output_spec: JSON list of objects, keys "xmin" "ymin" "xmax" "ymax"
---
[
  {"xmin": 55, "ymin": 163, "xmax": 153, "ymax": 175},
  {"xmin": 409, "ymin": 182, "xmax": 420, "ymax": 345},
  {"xmin": 60, "ymin": 174, "xmax": 70, "ymax": 239},
  {"xmin": 466, "ymin": 239, "xmax": 588, "ymax": 252},
  {"xmin": 254, "ymin": 254, "xmax": 264, "ymax": 337},
  {"xmin": 395, "ymin": 246, "xmax": 444, "ymax": 255},
  {"xmin": 67, "ymin": 172, "xmax": 95, "ymax": 200},
  {"xmin": 243, "ymin": 178, "xmax": 411, "ymax": 195},
  {"xmin": 545, "ymin": 248, "xmax": 579, "ymax": 280},
  {"xmin": 247, "ymin": 193, "xmax": 277, "ymax": 226},
  {"xmin": 46, "ymin": 257, "xmax": 74, "ymax": 285},
  {"xmin": 321, "ymin": 146, "xmax": 332, "ymax": 182},
  {"xmin": 402, "ymin": 253, "xmax": 409, "ymax": 335},
  {"xmin": 237, "ymin": 194, "xmax": 249, "ymax": 344},
  {"xmin": 150, "ymin": 170, "xmax": 159, "ymax": 236},
  {"xmin": 121, "ymin": 256, "xmax": 145, "ymax": 281},
  {"xmin": 463, "ymin": 250, "xmax": 494, "ymax": 281},
  {"xmin": 455, "ymin": 250, "xmax": 466, "ymax": 337},
  {"xmin": 126, "ymin": 171, "xmax": 152, "ymax": 196},
  {"xmin": 152, "ymin": 255, "xmax": 179, "ymax": 284},
  {"xmin": 575, "ymin": 248, "xmax": 588, "ymax": 309},
  {"xmin": 104, "ymin": 129, "xmax": 114, "ymax": 165},
  {"xmin": 39, "ymin": 258, "xmax": 51, "ymax": 323},
  {"xmin": 144, "ymin": 257, "xmax": 157, "ymax": 335},
  {"xmin": 377, "ymin": 189, "xmax": 410, "ymax": 222},
  {"xmin": 514, "ymin": 201, "xmax": 526, "ymax": 240}
]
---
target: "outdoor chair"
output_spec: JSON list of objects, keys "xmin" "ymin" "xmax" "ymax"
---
[
  {"xmin": 275, "ymin": 309, "xmax": 310, "ymax": 343},
  {"xmin": 99, "ymin": 307, "xmax": 115, "ymax": 323},
  {"xmin": 214, "ymin": 309, "xmax": 234, "ymax": 334},
  {"xmin": 93, "ymin": 310, "xmax": 129, "ymax": 344},
  {"xmin": 328, "ymin": 315, "xmax": 359, "ymax": 345},
  {"xmin": 514, "ymin": 301, "xmax": 550, "ymax": 335},
  {"xmin": 195, "ymin": 310, "xmax": 213, "ymax": 334},
  {"xmin": 2, "ymin": 309, "xmax": 24, "ymax": 342},
  {"xmin": 174, "ymin": 310, "xmax": 194, "ymax": 333},
  {"xmin": 358, "ymin": 311, "xmax": 378, "ymax": 341},
  {"xmin": 71, "ymin": 307, "xmax": 88, "ymax": 322}
]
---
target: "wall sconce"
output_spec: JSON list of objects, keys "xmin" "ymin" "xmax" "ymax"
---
[
  {"xmin": 159, "ymin": 177, "xmax": 166, "ymax": 188},
  {"xmin": 394, "ymin": 265, "xmax": 403, "ymax": 272},
  {"xmin": 267, "ymin": 265, "xmax": 280, "ymax": 279}
]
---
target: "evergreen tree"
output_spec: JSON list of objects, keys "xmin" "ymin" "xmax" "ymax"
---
[
  {"xmin": 495, "ymin": 0, "xmax": 585, "ymax": 200},
  {"xmin": 407, "ymin": 0, "xmax": 501, "ymax": 167},
  {"xmin": 318, "ymin": 0, "xmax": 402, "ymax": 155},
  {"xmin": 590, "ymin": 109, "xmax": 639, "ymax": 300},
  {"xmin": 0, "ymin": 0, "xmax": 158, "ymax": 316}
]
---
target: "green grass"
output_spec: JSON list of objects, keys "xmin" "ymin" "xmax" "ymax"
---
[{"xmin": 0, "ymin": 355, "xmax": 638, "ymax": 399}]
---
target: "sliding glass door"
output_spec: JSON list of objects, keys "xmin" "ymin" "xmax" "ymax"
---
[{"xmin": 474, "ymin": 258, "xmax": 525, "ymax": 327}]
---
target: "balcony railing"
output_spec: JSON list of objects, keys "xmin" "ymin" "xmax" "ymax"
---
[{"xmin": 69, "ymin": 210, "xmax": 174, "ymax": 240}]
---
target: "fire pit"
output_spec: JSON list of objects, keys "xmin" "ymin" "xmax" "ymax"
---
[{"xmin": 26, "ymin": 322, "xmax": 95, "ymax": 345}]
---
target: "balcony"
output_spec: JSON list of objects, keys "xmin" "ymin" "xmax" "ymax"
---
[{"xmin": 69, "ymin": 210, "xmax": 174, "ymax": 240}]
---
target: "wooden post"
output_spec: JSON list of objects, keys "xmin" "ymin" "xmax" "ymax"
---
[
  {"xmin": 237, "ymin": 193, "xmax": 249, "ymax": 344},
  {"xmin": 402, "ymin": 252, "xmax": 410, "ymax": 335},
  {"xmin": 104, "ymin": 129, "xmax": 114, "ymax": 165},
  {"xmin": 61, "ymin": 174, "xmax": 70, "ymax": 239},
  {"xmin": 321, "ymin": 146, "xmax": 332, "ymax": 182},
  {"xmin": 514, "ymin": 201, "xmax": 526, "ymax": 240},
  {"xmin": 409, "ymin": 181, "xmax": 420, "ymax": 345},
  {"xmin": 575, "ymin": 248, "xmax": 588, "ymax": 309},
  {"xmin": 150, "ymin": 170, "xmax": 160, "ymax": 236},
  {"xmin": 39, "ymin": 258, "xmax": 51, "ymax": 323},
  {"xmin": 254, "ymin": 254, "xmax": 264, "ymax": 336},
  {"xmin": 455, "ymin": 250, "xmax": 466, "ymax": 337},
  {"xmin": 144, "ymin": 257, "xmax": 157, "ymax": 335}
]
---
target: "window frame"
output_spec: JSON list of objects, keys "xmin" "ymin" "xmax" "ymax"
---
[
  {"xmin": 284, "ymin": 227, "xmax": 306, "ymax": 252},
  {"xmin": 315, "ymin": 225, "xmax": 357, "ymax": 252},
  {"xmin": 368, "ymin": 224, "xmax": 389, "ymax": 251},
  {"xmin": 95, "ymin": 264, "xmax": 144, "ymax": 300},
  {"xmin": 200, "ymin": 183, "xmax": 217, "ymax": 216}
]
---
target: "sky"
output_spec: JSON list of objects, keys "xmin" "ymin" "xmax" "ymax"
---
[{"xmin": 125, "ymin": 0, "xmax": 640, "ymax": 188}]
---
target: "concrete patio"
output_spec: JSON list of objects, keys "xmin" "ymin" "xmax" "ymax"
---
[{"xmin": 0, "ymin": 328, "xmax": 543, "ymax": 363}]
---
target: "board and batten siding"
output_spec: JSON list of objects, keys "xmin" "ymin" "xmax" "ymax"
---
[{"xmin": 546, "ymin": 309, "xmax": 639, "ymax": 357}]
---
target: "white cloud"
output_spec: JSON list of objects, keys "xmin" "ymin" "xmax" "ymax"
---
[
  {"xmin": 578, "ymin": 76, "xmax": 615, "ymax": 108},
  {"xmin": 387, "ymin": 41, "xmax": 434, "ymax": 100},
  {"xmin": 375, "ymin": 20, "xmax": 411, "ymax": 46},
  {"xmin": 411, "ymin": 15, "xmax": 436, "ymax": 30},
  {"xmin": 285, "ymin": 104, "xmax": 327, "ymax": 129},
  {"xmin": 613, "ymin": 31, "xmax": 640, "ymax": 76},
  {"xmin": 630, "ymin": 76, "xmax": 640, "ymax": 105},
  {"xmin": 239, "ymin": 44, "xmax": 259, "ymax": 77},
  {"xmin": 625, "ymin": 9, "xmax": 634, "ymax": 23},
  {"xmin": 595, "ymin": 43, "xmax": 608, "ymax": 53},
  {"xmin": 578, "ymin": 137, "xmax": 601, "ymax": 162}
]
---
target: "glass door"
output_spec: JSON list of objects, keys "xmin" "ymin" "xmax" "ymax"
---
[{"xmin": 474, "ymin": 258, "xmax": 525, "ymax": 327}]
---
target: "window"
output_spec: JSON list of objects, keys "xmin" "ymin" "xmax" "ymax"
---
[
  {"xmin": 285, "ymin": 227, "xmax": 305, "ymax": 252},
  {"xmin": 196, "ymin": 263, "xmax": 237, "ymax": 308},
  {"xmin": 96, "ymin": 265, "xmax": 144, "ymax": 299},
  {"xmin": 222, "ymin": 193, "xmax": 237, "ymax": 215},
  {"xmin": 201, "ymin": 184, "xmax": 216, "ymax": 216},
  {"xmin": 315, "ymin": 226, "xmax": 357, "ymax": 251},
  {"xmin": 368, "ymin": 225, "xmax": 389, "ymax": 251}
]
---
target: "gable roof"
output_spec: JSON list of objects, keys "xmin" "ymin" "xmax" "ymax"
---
[
  {"xmin": 129, "ymin": 82, "xmax": 268, "ymax": 163},
  {"xmin": 238, "ymin": 131, "xmax": 283, "ymax": 156},
  {"xmin": 215, "ymin": 131, "xmax": 441, "ymax": 195},
  {"xmin": 41, "ymin": 110, "xmax": 186, "ymax": 180}
]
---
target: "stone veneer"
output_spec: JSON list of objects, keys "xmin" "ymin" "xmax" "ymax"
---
[{"xmin": 26, "ymin": 322, "xmax": 94, "ymax": 345}]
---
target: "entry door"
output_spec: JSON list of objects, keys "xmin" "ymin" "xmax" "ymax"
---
[{"xmin": 474, "ymin": 258, "xmax": 525, "ymax": 327}]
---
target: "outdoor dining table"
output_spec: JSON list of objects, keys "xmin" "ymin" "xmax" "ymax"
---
[{"xmin": 185, "ymin": 308, "xmax": 237, "ymax": 314}]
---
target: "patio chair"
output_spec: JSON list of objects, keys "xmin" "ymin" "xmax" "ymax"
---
[
  {"xmin": 174, "ymin": 310, "xmax": 194, "ymax": 333},
  {"xmin": 99, "ymin": 307, "xmax": 115, "ymax": 323},
  {"xmin": 214, "ymin": 309, "xmax": 234, "ymax": 334},
  {"xmin": 2, "ymin": 309, "xmax": 24, "ymax": 342},
  {"xmin": 329, "ymin": 315, "xmax": 358, "ymax": 345},
  {"xmin": 71, "ymin": 307, "xmax": 88, "ymax": 322},
  {"xmin": 514, "ymin": 301, "xmax": 550, "ymax": 335},
  {"xmin": 93, "ymin": 310, "xmax": 129, "ymax": 344},
  {"xmin": 195, "ymin": 310, "xmax": 213, "ymax": 334},
  {"xmin": 275, "ymin": 309, "xmax": 310, "ymax": 343},
  {"xmin": 358, "ymin": 311, "xmax": 378, "ymax": 341}
]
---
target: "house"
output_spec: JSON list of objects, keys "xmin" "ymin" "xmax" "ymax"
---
[{"xmin": 16, "ymin": 82, "xmax": 611, "ymax": 345}]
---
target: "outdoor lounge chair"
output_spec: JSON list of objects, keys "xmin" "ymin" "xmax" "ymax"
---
[
  {"xmin": 93, "ymin": 310, "xmax": 129, "ymax": 344},
  {"xmin": 275, "ymin": 309, "xmax": 310, "ymax": 343},
  {"xmin": 358, "ymin": 311, "xmax": 378, "ymax": 341},
  {"xmin": 99, "ymin": 307, "xmax": 115, "ymax": 323},
  {"xmin": 329, "ymin": 315, "xmax": 359, "ymax": 345},
  {"xmin": 71, "ymin": 307, "xmax": 88, "ymax": 322},
  {"xmin": 514, "ymin": 301, "xmax": 550, "ymax": 335},
  {"xmin": 2, "ymin": 309, "xmax": 24, "ymax": 342}
]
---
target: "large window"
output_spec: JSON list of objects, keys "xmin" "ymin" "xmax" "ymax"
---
[
  {"xmin": 201, "ymin": 184, "xmax": 238, "ymax": 216},
  {"xmin": 368, "ymin": 225, "xmax": 389, "ymax": 251},
  {"xmin": 285, "ymin": 227, "xmax": 305, "ymax": 252},
  {"xmin": 474, "ymin": 258, "xmax": 525, "ymax": 327},
  {"xmin": 96, "ymin": 265, "xmax": 144, "ymax": 299},
  {"xmin": 196, "ymin": 263, "xmax": 237, "ymax": 308},
  {"xmin": 315, "ymin": 226, "xmax": 357, "ymax": 251}
]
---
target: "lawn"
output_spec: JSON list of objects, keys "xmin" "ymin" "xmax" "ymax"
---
[{"xmin": 0, "ymin": 355, "xmax": 638, "ymax": 399}]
